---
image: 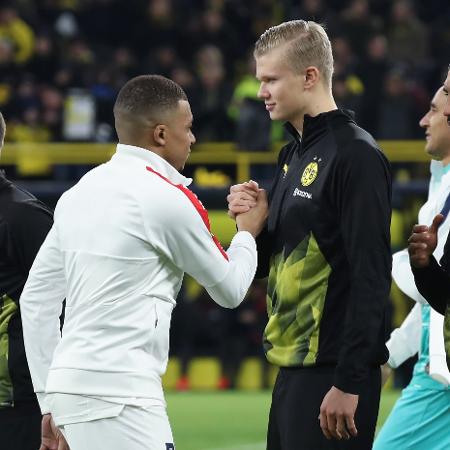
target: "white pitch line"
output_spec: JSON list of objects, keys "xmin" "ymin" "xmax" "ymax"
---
[{"xmin": 209, "ymin": 441, "xmax": 266, "ymax": 450}]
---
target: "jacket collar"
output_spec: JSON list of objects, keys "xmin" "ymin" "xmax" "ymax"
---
[
  {"xmin": 283, "ymin": 122, "xmax": 301, "ymax": 146},
  {"xmin": 284, "ymin": 109, "xmax": 355, "ymax": 149},
  {"xmin": 113, "ymin": 144, "xmax": 192, "ymax": 187}
]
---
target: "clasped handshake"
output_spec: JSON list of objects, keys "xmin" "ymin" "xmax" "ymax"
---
[{"xmin": 227, "ymin": 180, "xmax": 269, "ymax": 238}]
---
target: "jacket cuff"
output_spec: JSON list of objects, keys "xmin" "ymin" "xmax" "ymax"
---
[
  {"xmin": 333, "ymin": 368, "xmax": 367, "ymax": 395},
  {"xmin": 36, "ymin": 392, "xmax": 51, "ymax": 415}
]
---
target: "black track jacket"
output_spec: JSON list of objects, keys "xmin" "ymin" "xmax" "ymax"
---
[
  {"xmin": 0, "ymin": 172, "xmax": 53, "ymax": 411},
  {"xmin": 257, "ymin": 109, "xmax": 392, "ymax": 394}
]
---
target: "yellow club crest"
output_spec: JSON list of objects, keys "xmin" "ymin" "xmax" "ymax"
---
[{"xmin": 301, "ymin": 162, "xmax": 318, "ymax": 187}]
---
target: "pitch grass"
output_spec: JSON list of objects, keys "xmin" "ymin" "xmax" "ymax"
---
[{"xmin": 166, "ymin": 389, "xmax": 400, "ymax": 450}]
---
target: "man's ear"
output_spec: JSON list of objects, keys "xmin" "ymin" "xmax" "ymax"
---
[
  {"xmin": 304, "ymin": 66, "xmax": 320, "ymax": 89},
  {"xmin": 153, "ymin": 124, "xmax": 166, "ymax": 146}
]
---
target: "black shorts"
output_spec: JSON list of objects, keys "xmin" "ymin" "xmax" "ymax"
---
[
  {"xmin": 0, "ymin": 401, "xmax": 41, "ymax": 450},
  {"xmin": 267, "ymin": 365, "xmax": 381, "ymax": 450}
]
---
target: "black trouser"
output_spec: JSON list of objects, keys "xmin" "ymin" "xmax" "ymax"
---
[
  {"xmin": 267, "ymin": 366, "xmax": 381, "ymax": 450},
  {"xmin": 0, "ymin": 402, "xmax": 41, "ymax": 450}
]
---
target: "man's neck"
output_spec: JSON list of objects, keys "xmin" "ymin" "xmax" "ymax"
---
[{"xmin": 294, "ymin": 92, "xmax": 337, "ymax": 132}]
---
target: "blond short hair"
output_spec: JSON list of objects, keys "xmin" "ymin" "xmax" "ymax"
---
[{"xmin": 254, "ymin": 20, "xmax": 334, "ymax": 88}]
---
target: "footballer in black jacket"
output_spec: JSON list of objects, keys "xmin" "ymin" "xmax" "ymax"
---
[
  {"xmin": 228, "ymin": 20, "xmax": 392, "ymax": 450},
  {"xmin": 0, "ymin": 114, "xmax": 53, "ymax": 450}
]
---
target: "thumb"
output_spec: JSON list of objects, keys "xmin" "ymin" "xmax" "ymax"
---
[
  {"xmin": 257, "ymin": 189, "xmax": 268, "ymax": 203},
  {"xmin": 429, "ymin": 214, "xmax": 445, "ymax": 234}
]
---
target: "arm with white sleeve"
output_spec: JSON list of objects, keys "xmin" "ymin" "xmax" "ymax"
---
[
  {"xmin": 146, "ymin": 188, "xmax": 268, "ymax": 309},
  {"xmin": 19, "ymin": 224, "xmax": 66, "ymax": 414},
  {"xmin": 386, "ymin": 302, "xmax": 421, "ymax": 368}
]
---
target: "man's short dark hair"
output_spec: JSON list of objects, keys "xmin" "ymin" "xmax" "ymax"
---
[
  {"xmin": 113, "ymin": 75, "xmax": 187, "ymax": 123},
  {"xmin": 0, "ymin": 111, "xmax": 6, "ymax": 143}
]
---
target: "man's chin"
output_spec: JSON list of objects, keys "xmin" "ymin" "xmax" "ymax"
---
[
  {"xmin": 269, "ymin": 110, "xmax": 278, "ymax": 118},
  {"xmin": 425, "ymin": 146, "xmax": 442, "ymax": 161}
]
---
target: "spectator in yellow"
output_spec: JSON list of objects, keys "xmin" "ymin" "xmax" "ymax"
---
[{"xmin": 0, "ymin": 5, "xmax": 34, "ymax": 64}]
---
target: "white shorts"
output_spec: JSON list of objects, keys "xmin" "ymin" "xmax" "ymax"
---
[{"xmin": 48, "ymin": 394, "xmax": 174, "ymax": 450}]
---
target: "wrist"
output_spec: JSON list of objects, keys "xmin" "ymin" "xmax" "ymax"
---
[{"xmin": 237, "ymin": 225, "xmax": 257, "ymax": 238}]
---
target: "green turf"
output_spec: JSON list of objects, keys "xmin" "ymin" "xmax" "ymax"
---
[{"xmin": 166, "ymin": 389, "xmax": 400, "ymax": 450}]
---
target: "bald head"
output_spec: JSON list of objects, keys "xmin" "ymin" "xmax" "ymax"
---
[{"xmin": 114, "ymin": 75, "xmax": 188, "ymax": 142}]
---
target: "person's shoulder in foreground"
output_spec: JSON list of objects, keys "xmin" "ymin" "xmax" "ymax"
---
[{"xmin": 0, "ymin": 110, "xmax": 53, "ymax": 450}]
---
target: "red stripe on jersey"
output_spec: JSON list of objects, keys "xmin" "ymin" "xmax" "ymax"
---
[{"xmin": 146, "ymin": 166, "xmax": 229, "ymax": 260}]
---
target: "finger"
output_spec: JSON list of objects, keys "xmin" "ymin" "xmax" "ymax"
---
[
  {"xmin": 58, "ymin": 437, "xmax": 70, "ymax": 450},
  {"xmin": 429, "ymin": 214, "xmax": 445, "ymax": 234},
  {"xmin": 229, "ymin": 184, "xmax": 243, "ymax": 193},
  {"xmin": 230, "ymin": 184, "xmax": 259, "ymax": 196},
  {"xmin": 408, "ymin": 242, "xmax": 428, "ymax": 251},
  {"xmin": 234, "ymin": 192, "xmax": 259, "ymax": 203},
  {"xmin": 257, "ymin": 189, "xmax": 268, "ymax": 203},
  {"xmin": 407, "ymin": 233, "xmax": 429, "ymax": 244},
  {"xmin": 230, "ymin": 205, "xmax": 252, "ymax": 214},
  {"xmin": 227, "ymin": 191, "xmax": 258, "ymax": 203},
  {"xmin": 244, "ymin": 180, "xmax": 259, "ymax": 191},
  {"xmin": 326, "ymin": 412, "xmax": 340, "ymax": 440},
  {"xmin": 319, "ymin": 411, "xmax": 333, "ymax": 440},
  {"xmin": 230, "ymin": 201, "xmax": 256, "ymax": 212},
  {"xmin": 411, "ymin": 224, "xmax": 429, "ymax": 233},
  {"xmin": 229, "ymin": 197, "xmax": 257, "ymax": 208},
  {"xmin": 336, "ymin": 415, "xmax": 350, "ymax": 440},
  {"xmin": 40, "ymin": 441, "xmax": 56, "ymax": 450},
  {"xmin": 227, "ymin": 209, "xmax": 236, "ymax": 219},
  {"xmin": 229, "ymin": 191, "xmax": 258, "ymax": 203},
  {"xmin": 345, "ymin": 414, "xmax": 358, "ymax": 437}
]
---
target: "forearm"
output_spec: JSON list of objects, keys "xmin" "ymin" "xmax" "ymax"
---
[
  {"xmin": 21, "ymin": 275, "xmax": 64, "ymax": 413},
  {"xmin": 386, "ymin": 303, "xmax": 421, "ymax": 368},
  {"xmin": 19, "ymin": 227, "xmax": 66, "ymax": 414},
  {"xmin": 206, "ymin": 231, "xmax": 257, "ymax": 308},
  {"xmin": 334, "ymin": 280, "xmax": 389, "ymax": 394}
]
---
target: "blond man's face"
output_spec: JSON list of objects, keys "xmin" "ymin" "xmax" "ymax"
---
[{"xmin": 255, "ymin": 47, "xmax": 307, "ymax": 129}]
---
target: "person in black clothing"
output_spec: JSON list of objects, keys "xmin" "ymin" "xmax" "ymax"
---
[
  {"xmin": 409, "ymin": 67, "xmax": 450, "ymax": 370},
  {"xmin": 0, "ymin": 111, "xmax": 54, "ymax": 450},
  {"xmin": 227, "ymin": 20, "xmax": 392, "ymax": 449}
]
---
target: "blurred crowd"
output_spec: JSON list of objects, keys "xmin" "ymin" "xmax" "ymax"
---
[{"xmin": 0, "ymin": 0, "xmax": 449, "ymax": 146}]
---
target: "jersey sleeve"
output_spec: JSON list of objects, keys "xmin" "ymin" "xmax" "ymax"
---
[
  {"xmin": 386, "ymin": 303, "xmax": 421, "ymax": 368},
  {"xmin": 20, "ymin": 223, "xmax": 66, "ymax": 414},
  {"xmin": 143, "ymin": 184, "xmax": 257, "ymax": 308},
  {"xmin": 333, "ymin": 140, "xmax": 392, "ymax": 394}
]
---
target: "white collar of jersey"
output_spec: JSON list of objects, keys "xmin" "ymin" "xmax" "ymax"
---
[{"xmin": 114, "ymin": 143, "xmax": 193, "ymax": 187}]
